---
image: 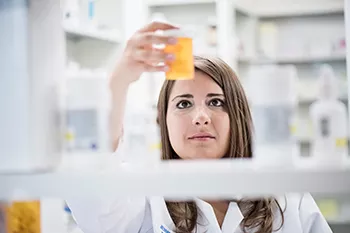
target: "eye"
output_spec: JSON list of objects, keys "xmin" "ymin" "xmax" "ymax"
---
[
  {"xmin": 209, "ymin": 98, "xmax": 224, "ymax": 107},
  {"xmin": 176, "ymin": 100, "xmax": 192, "ymax": 109}
]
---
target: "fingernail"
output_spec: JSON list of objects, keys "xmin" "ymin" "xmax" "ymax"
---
[
  {"xmin": 163, "ymin": 66, "xmax": 169, "ymax": 71},
  {"xmin": 166, "ymin": 54, "xmax": 175, "ymax": 61},
  {"xmin": 168, "ymin": 37, "xmax": 177, "ymax": 44}
]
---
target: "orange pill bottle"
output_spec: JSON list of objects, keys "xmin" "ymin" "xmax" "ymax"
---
[{"xmin": 163, "ymin": 29, "xmax": 194, "ymax": 80}]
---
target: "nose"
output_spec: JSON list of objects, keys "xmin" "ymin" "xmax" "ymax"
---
[{"xmin": 192, "ymin": 107, "xmax": 211, "ymax": 126}]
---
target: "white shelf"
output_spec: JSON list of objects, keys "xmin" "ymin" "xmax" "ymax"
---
[
  {"xmin": 146, "ymin": 0, "xmax": 343, "ymax": 17},
  {"xmin": 0, "ymin": 157, "xmax": 349, "ymax": 199},
  {"xmin": 65, "ymin": 71, "xmax": 108, "ymax": 80},
  {"xmin": 63, "ymin": 24, "xmax": 121, "ymax": 43},
  {"xmin": 299, "ymin": 97, "xmax": 348, "ymax": 105},
  {"xmin": 238, "ymin": 54, "xmax": 346, "ymax": 65},
  {"xmin": 235, "ymin": 0, "xmax": 344, "ymax": 18},
  {"xmin": 327, "ymin": 217, "xmax": 350, "ymax": 225},
  {"xmin": 297, "ymin": 137, "xmax": 350, "ymax": 145},
  {"xmin": 146, "ymin": 0, "xmax": 215, "ymax": 7}
]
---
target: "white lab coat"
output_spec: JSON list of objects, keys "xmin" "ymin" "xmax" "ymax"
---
[
  {"xmin": 66, "ymin": 144, "xmax": 333, "ymax": 233},
  {"xmin": 66, "ymin": 193, "xmax": 333, "ymax": 233}
]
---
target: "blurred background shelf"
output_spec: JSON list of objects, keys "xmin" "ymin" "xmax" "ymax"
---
[
  {"xmin": 299, "ymin": 96, "xmax": 348, "ymax": 105},
  {"xmin": 147, "ymin": 0, "xmax": 344, "ymax": 17},
  {"xmin": 63, "ymin": 24, "xmax": 121, "ymax": 43},
  {"xmin": 238, "ymin": 54, "xmax": 347, "ymax": 64},
  {"xmin": 328, "ymin": 218, "xmax": 350, "ymax": 225},
  {"xmin": 146, "ymin": 0, "xmax": 215, "ymax": 6},
  {"xmin": 234, "ymin": 0, "xmax": 344, "ymax": 18}
]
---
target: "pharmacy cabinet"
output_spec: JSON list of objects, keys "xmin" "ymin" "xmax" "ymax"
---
[{"xmin": 237, "ymin": 11, "xmax": 348, "ymax": 158}]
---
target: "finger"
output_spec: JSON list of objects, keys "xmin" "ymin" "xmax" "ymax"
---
[
  {"xmin": 133, "ymin": 32, "xmax": 177, "ymax": 47},
  {"xmin": 138, "ymin": 21, "xmax": 179, "ymax": 33},
  {"xmin": 133, "ymin": 48, "xmax": 175, "ymax": 64},
  {"xmin": 141, "ymin": 62, "xmax": 169, "ymax": 72}
]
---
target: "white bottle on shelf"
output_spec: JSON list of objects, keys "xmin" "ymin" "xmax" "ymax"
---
[
  {"xmin": 248, "ymin": 65, "xmax": 299, "ymax": 167},
  {"xmin": 309, "ymin": 64, "xmax": 348, "ymax": 167}
]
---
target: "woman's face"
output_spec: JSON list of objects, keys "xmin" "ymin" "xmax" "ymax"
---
[{"xmin": 166, "ymin": 71, "xmax": 230, "ymax": 159}]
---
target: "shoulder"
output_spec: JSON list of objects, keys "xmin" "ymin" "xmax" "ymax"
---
[
  {"xmin": 275, "ymin": 193, "xmax": 332, "ymax": 233},
  {"xmin": 277, "ymin": 193, "xmax": 320, "ymax": 213},
  {"xmin": 276, "ymin": 193, "xmax": 322, "ymax": 219},
  {"xmin": 277, "ymin": 193, "xmax": 307, "ymax": 210}
]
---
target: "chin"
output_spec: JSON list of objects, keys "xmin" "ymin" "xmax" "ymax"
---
[{"xmin": 181, "ymin": 150, "xmax": 224, "ymax": 160}]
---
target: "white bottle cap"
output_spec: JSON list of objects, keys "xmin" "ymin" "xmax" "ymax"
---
[
  {"xmin": 318, "ymin": 64, "xmax": 338, "ymax": 100},
  {"xmin": 151, "ymin": 12, "xmax": 168, "ymax": 24},
  {"xmin": 207, "ymin": 16, "xmax": 217, "ymax": 26}
]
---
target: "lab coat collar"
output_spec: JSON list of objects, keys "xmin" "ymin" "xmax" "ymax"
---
[
  {"xmin": 194, "ymin": 198, "xmax": 243, "ymax": 233},
  {"xmin": 148, "ymin": 197, "xmax": 243, "ymax": 233},
  {"xmin": 148, "ymin": 197, "xmax": 176, "ymax": 233}
]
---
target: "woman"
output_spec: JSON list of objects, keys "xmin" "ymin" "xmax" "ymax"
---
[{"xmin": 66, "ymin": 21, "xmax": 333, "ymax": 233}]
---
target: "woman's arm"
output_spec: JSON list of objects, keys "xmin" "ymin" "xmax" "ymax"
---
[
  {"xmin": 109, "ymin": 75, "xmax": 129, "ymax": 151},
  {"xmin": 66, "ymin": 21, "xmax": 179, "ymax": 232},
  {"xmin": 109, "ymin": 21, "xmax": 179, "ymax": 151}
]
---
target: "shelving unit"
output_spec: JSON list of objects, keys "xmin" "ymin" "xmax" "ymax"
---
[{"xmin": 233, "ymin": 2, "xmax": 348, "ymax": 161}]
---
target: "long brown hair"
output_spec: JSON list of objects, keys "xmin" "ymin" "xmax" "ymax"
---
[{"xmin": 157, "ymin": 56, "xmax": 284, "ymax": 233}]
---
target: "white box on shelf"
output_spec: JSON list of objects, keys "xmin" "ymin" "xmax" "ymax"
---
[
  {"xmin": 62, "ymin": 71, "xmax": 111, "ymax": 153},
  {"xmin": 257, "ymin": 22, "xmax": 279, "ymax": 59}
]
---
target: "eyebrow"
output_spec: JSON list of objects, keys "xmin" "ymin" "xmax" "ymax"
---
[
  {"xmin": 171, "ymin": 93, "xmax": 224, "ymax": 101},
  {"xmin": 207, "ymin": 93, "xmax": 224, "ymax": 98}
]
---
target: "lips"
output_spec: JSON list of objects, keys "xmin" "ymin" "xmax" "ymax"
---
[{"xmin": 188, "ymin": 133, "xmax": 215, "ymax": 140}]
